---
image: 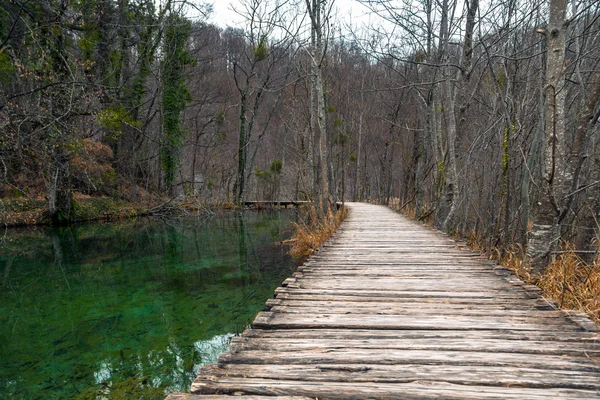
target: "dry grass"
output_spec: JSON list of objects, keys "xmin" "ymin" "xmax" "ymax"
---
[
  {"xmin": 465, "ymin": 229, "xmax": 487, "ymax": 253},
  {"xmin": 537, "ymin": 247, "xmax": 600, "ymax": 323},
  {"xmin": 496, "ymin": 244, "xmax": 534, "ymax": 285},
  {"xmin": 400, "ymin": 202, "xmax": 417, "ymax": 219},
  {"xmin": 497, "ymin": 243, "xmax": 600, "ymax": 324},
  {"xmin": 287, "ymin": 206, "xmax": 347, "ymax": 259},
  {"xmin": 394, "ymin": 200, "xmax": 435, "ymax": 225}
]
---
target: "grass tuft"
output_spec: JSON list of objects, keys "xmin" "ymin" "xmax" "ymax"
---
[
  {"xmin": 538, "ymin": 246, "xmax": 600, "ymax": 323},
  {"xmin": 287, "ymin": 206, "xmax": 347, "ymax": 259},
  {"xmin": 498, "ymin": 243, "xmax": 599, "ymax": 324}
]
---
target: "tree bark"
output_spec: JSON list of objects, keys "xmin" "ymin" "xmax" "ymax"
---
[
  {"xmin": 306, "ymin": 0, "xmax": 331, "ymax": 214},
  {"xmin": 441, "ymin": 0, "xmax": 478, "ymax": 232},
  {"xmin": 527, "ymin": 0, "xmax": 568, "ymax": 272},
  {"xmin": 233, "ymin": 85, "xmax": 249, "ymax": 205},
  {"xmin": 48, "ymin": 152, "xmax": 73, "ymax": 225}
]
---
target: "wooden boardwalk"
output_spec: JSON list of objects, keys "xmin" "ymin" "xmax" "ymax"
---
[
  {"xmin": 243, "ymin": 201, "xmax": 311, "ymax": 208},
  {"xmin": 168, "ymin": 202, "xmax": 600, "ymax": 399}
]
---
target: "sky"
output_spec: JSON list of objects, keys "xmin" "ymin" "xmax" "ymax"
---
[{"xmin": 208, "ymin": 0, "xmax": 373, "ymax": 28}]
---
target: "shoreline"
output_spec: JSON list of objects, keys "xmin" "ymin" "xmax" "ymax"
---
[{"xmin": 0, "ymin": 196, "xmax": 309, "ymax": 228}]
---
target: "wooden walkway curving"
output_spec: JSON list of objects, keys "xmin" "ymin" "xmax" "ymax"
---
[{"xmin": 168, "ymin": 202, "xmax": 600, "ymax": 399}]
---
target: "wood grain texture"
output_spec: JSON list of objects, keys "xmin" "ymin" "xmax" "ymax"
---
[
  {"xmin": 169, "ymin": 203, "xmax": 600, "ymax": 399},
  {"xmin": 166, "ymin": 393, "xmax": 313, "ymax": 400}
]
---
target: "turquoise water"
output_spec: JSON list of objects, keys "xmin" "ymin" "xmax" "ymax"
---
[{"xmin": 0, "ymin": 210, "xmax": 299, "ymax": 399}]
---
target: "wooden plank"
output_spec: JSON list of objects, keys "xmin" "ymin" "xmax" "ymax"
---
[
  {"xmin": 264, "ymin": 298, "xmax": 556, "ymax": 311},
  {"xmin": 273, "ymin": 287, "xmax": 536, "ymax": 299},
  {"xmin": 304, "ymin": 260, "xmax": 500, "ymax": 266},
  {"xmin": 252, "ymin": 311, "xmax": 583, "ymax": 331},
  {"xmin": 296, "ymin": 266, "xmax": 509, "ymax": 273},
  {"xmin": 229, "ymin": 337, "xmax": 600, "ymax": 356},
  {"xmin": 218, "ymin": 348, "xmax": 600, "ymax": 372},
  {"xmin": 192, "ymin": 378, "xmax": 600, "ymax": 399},
  {"xmin": 281, "ymin": 280, "xmax": 532, "ymax": 292},
  {"xmin": 266, "ymin": 304, "xmax": 570, "ymax": 319},
  {"xmin": 198, "ymin": 363, "xmax": 600, "ymax": 390},
  {"xmin": 166, "ymin": 394, "xmax": 313, "ymax": 400},
  {"xmin": 564, "ymin": 309, "xmax": 600, "ymax": 332},
  {"xmin": 273, "ymin": 292, "xmax": 551, "ymax": 306},
  {"xmin": 241, "ymin": 328, "xmax": 599, "ymax": 342}
]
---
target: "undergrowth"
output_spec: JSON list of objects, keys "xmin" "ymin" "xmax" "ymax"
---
[
  {"xmin": 468, "ymin": 237, "xmax": 600, "ymax": 324},
  {"xmin": 497, "ymin": 244, "xmax": 600, "ymax": 324},
  {"xmin": 287, "ymin": 205, "xmax": 347, "ymax": 259}
]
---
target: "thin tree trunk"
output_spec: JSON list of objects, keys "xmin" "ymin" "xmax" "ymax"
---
[
  {"xmin": 355, "ymin": 109, "xmax": 363, "ymax": 201},
  {"xmin": 354, "ymin": 73, "xmax": 365, "ymax": 201},
  {"xmin": 306, "ymin": 0, "xmax": 330, "ymax": 214},
  {"xmin": 233, "ymin": 86, "xmax": 249, "ymax": 205}
]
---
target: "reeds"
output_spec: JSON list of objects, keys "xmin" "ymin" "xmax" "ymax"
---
[{"xmin": 287, "ymin": 206, "xmax": 347, "ymax": 259}]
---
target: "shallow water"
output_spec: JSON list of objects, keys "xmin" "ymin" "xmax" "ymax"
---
[{"xmin": 0, "ymin": 210, "xmax": 299, "ymax": 399}]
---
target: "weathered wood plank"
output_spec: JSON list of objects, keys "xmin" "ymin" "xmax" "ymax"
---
[
  {"xmin": 241, "ymin": 328, "xmax": 599, "ymax": 342},
  {"xmin": 266, "ymin": 304, "xmax": 570, "ymax": 319},
  {"xmin": 273, "ymin": 287, "xmax": 537, "ymax": 299},
  {"xmin": 564, "ymin": 309, "xmax": 600, "ymax": 332},
  {"xmin": 281, "ymin": 280, "xmax": 534, "ymax": 292},
  {"xmin": 273, "ymin": 292, "xmax": 553, "ymax": 306},
  {"xmin": 228, "ymin": 337, "xmax": 600, "ymax": 356},
  {"xmin": 197, "ymin": 363, "xmax": 600, "ymax": 390},
  {"xmin": 218, "ymin": 348, "xmax": 600, "ymax": 372},
  {"xmin": 253, "ymin": 311, "xmax": 582, "ymax": 331},
  {"xmin": 192, "ymin": 378, "xmax": 600, "ymax": 399},
  {"xmin": 166, "ymin": 394, "xmax": 312, "ymax": 400},
  {"xmin": 264, "ymin": 298, "xmax": 556, "ymax": 311}
]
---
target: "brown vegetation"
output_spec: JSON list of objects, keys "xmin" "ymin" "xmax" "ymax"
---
[
  {"xmin": 499, "ymin": 245, "xmax": 600, "ymax": 324},
  {"xmin": 467, "ymin": 229, "xmax": 599, "ymax": 324},
  {"xmin": 287, "ymin": 206, "xmax": 347, "ymax": 259}
]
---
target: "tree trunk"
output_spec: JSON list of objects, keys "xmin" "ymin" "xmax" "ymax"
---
[
  {"xmin": 527, "ymin": 0, "xmax": 568, "ymax": 272},
  {"xmin": 441, "ymin": 74, "xmax": 460, "ymax": 232},
  {"xmin": 234, "ymin": 88, "xmax": 248, "ymax": 205},
  {"xmin": 354, "ymin": 108, "xmax": 363, "ymax": 201},
  {"xmin": 354, "ymin": 73, "xmax": 365, "ymax": 201},
  {"xmin": 306, "ymin": 0, "xmax": 330, "ymax": 214},
  {"xmin": 48, "ymin": 153, "xmax": 73, "ymax": 225},
  {"xmin": 315, "ymin": 48, "xmax": 329, "ymax": 212},
  {"xmin": 441, "ymin": 0, "xmax": 478, "ymax": 233}
]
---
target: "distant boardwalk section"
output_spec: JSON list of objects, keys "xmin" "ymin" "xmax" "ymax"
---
[
  {"xmin": 168, "ymin": 203, "xmax": 600, "ymax": 399},
  {"xmin": 243, "ymin": 201, "xmax": 310, "ymax": 208}
]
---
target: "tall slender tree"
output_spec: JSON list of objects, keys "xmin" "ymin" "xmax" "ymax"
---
[
  {"xmin": 527, "ymin": 0, "xmax": 568, "ymax": 271},
  {"xmin": 305, "ymin": 0, "xmax": 331, "ymax": 213}
]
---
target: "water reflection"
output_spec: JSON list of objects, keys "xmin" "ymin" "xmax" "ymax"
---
[{"xmin": 0, "ymin": 210, "xmax": 297, "ymax": 399}]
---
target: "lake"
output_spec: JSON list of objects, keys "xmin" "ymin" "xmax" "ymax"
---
[{"xmin": 0, "ymin": 210, "xmax": 299, "ymax": 399}]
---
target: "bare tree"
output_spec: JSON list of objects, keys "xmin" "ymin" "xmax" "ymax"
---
[
  {"xmin": 231, "ymin": 0, "xmax": 299, "ymax": 205},
  {"xmin": 527, "ymin": 0, "xmax": 569, "ymax": 270},
  {"xmin": 305, "ymin": 0, "xmax": 333, "ymax": 213}
]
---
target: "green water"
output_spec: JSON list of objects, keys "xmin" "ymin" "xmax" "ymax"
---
[{"xmin": 0, "ymin": 210, "xmax": 299, "ymax": 400}]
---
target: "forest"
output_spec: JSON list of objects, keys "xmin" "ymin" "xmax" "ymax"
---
[{"xmin": 1, "ymin": 0, "xmax": 600, "ymax": 275}]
